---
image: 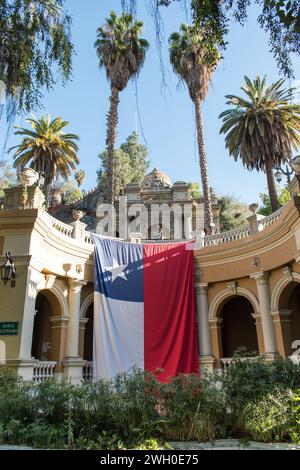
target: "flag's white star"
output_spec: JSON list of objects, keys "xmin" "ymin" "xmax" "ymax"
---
[{"xmin": 105, "ymin": 258, "xmax": 128, "ymax": 282}]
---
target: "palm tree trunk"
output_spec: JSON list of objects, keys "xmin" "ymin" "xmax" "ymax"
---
[
  {"xmin": 265, "ymin": 158, "xmax": 280, "ymax": 212},
  {"xmin": 194, "ymin": 98, "xmax": 215, "ymax": 235},
  {"xmin": 106, "ymin": 86, "xmax": 120, "ymax": 204}
]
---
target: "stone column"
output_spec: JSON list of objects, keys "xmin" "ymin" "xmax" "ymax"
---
[
  {"xmin": 17, "ymin": 267, "xmax": 42, "ymax": 380},
  {"xmin": 251, "ymin": 313, "xmax": 265, "ymax": 355},
  {"xmin": 251, "ymin": 272, "xmax": 277, "ymax": 357},
  {"xmin": 78, "ymin": 318, "xmax": 89, "ymax": 359},
  {"xmin": 63, "ymin": 279, "xmax": 86, "ymax": 384},
  {"xmin": 50, "ymin": 316, "xmax": 69, "ymax": 381},
  {"xmin": 195, "ymin": 283, "xmax": 214, "ymax": 373},
  {"xmin": 271, "ymin": 309, "xmax": 293, "ymax": 358},
  {"xmin": 209, "ymin": 318, "xmax": 223, "ymax": 370}
]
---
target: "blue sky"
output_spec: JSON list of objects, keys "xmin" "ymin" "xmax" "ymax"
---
[{"xmin": 3, "ymin": 0, "xmax": 300, "ymax": 204}]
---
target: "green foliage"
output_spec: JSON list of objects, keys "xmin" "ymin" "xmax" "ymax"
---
[
  {"xmin": 120, "ymin": 131, "xmax": 150, "ymax": 183},
  {"xmin": 166, "ymin": 1, "xmax": 300, "ymax": 77},
  {"xmin": 169, "ymin": 22, "xmax": 221, "ymax": 103},
  {"xmin": 218, "ymin": 194, "xmax": 250, "ymax": 231},
  {"xmin": 0, "ymin": 163, "xmax": 17, "ymax": 197},
  {"xmin": 0, "ymin": 0, "xmax": 73, "ymax": 123},
  {"xmin": 241, "ymin": 388, "xmax": 294, "ymax": 442},
  {"xmin": 95, "ymin": 11, "xmax": 149, "ymax": 92},
  {"xmin": 258, "ymin": 187, "xmax": 291, "ymax": 216},
  {"xmin": 1, "ymin": 363, "xmax": 300, "ymax": 449},
  {"xmin": 10, "ymin": 115, "xmax": 79, "ymax": 187},
  {"xmin": 188, "ymin": 182, "xmax": 201, "ymax": 199},
  {"xmin": 52, "ymin": 179, "xmax": 82, "ymax": 205},
  {"xmin": 291, "ymin": 389, "xmax": 300, "ymax": 443},
  {"xmin": 161, "ymin": 373, "xmax": 226, "ymax": 442},
  {"xmin": 219, "ymin": 76, "xmax": 300, "ymax": 172},
  {"xmin": 222, "ymin": 357, "xmax": 300, "ymax": 439},
  {"xmin": 74, "ymin": 169, "xmax": 85, "ymax": 188},
  {"xmin": 98, "ymin": 132, "xmax": 149, "ymax": 198}
]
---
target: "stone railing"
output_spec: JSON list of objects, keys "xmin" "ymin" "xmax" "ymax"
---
[
  {"xmin": 204, "ymin": 226, "xmax": 251, "ymax": 247},
  {"xmin": 83, "ymin": 361, "xmax": 93, "ymax": 383},
  {"xmin": 42, "ymin": 204, "xmax": 285, "ymax": 249},
  {"xmin": 203, "ymin": 206, "xmax": 284, "ymax": 248},
  {"xmin": 259, "ymin": 207, "xmax": 283, "ymax": 230},
  {"xmin": 33, "ymin": 361, "xmax": 57, "ymax": 383},
  {"xmin": 84, "ymin": 232, "xmax": 94, "ymax": 245},
  {"xmin": 47, "ymin": 213, "xmax": 74, "ymax": 238}
]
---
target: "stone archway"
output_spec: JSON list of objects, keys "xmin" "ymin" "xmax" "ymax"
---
[
  {"xmin": 31, "ymin": 290, "xmax": 62, "ymax": 362},
  {"xmin": 208, "ymin": 286, "xmax": 261, "ymax": 366},
  {"xmin": 220, "ymin": 296, "xmax": 259, "ymax": 358},
  {"xmin": 274, "ymin": 280, "xmax": 300, "ymax": 356},
  {"xmin": 83, "ymin": 303, "xmax": 94, "ymax": 361},
  {"xmin": 79, "ymin": 293, "xmax": 94, "ymax": 362}
]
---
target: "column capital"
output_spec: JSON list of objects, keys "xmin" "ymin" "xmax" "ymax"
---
[
  {"xmin": 271, "ymin": 309, "xmax": 292, "ymax": 323},
  {"xmin": 50, "ymin": 316, "xmax": 69, "ymax": 327},
  {"xmin": 195, "ymin": 282, "xmax": 208, "ymax": 293},
  {"xmin": 251, "ymin": 312, "xmax": 261, "ymax": 321},
  {"xmin": 68, "ymin": 279, "xmax": 87, "ymax": 293},
  {"xmin": 209, "ymin": 317, "xmax": 223, "ymax": 328},
  {"xmin": 79, "ymin": 318, "xmax": 89, "ymax": 330},
  {"xmin": 250, "ymin": 271, "xmax": 269, "ymax": 284}
]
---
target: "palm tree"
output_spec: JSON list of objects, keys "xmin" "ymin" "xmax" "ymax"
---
[
  {"xmin": 169, "ymin": 23, "xmax": 221, "ymax": 234},
  {"xmin": 75, "ymin": 169, "xmax": 86, "ymax": 188},
  {"xmin": 95, "ymin": 11, "xmax": 149, "ymax": 204},
  {"xmin": 219, "ymin": 76, "xmax": 300, "ymax": 212},
  {"xmin": 9, "ymin": 115, "xmax": 79, "ymax": 201}
]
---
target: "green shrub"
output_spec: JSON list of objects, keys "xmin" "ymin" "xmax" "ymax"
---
[
  {"xmin": 0, "ymin": 362, "xmax": 300, "ymax": 448},
  {"xmin": 161, "ymin": 373, "xmax": 226, "ymax": 442},
  {"xmin": 241, "ymin": 388, "xmax": 294, "ymax": 442},
  {"xmin": 291, "ymin": 389, "xmax": 300, "ymax": 443}
]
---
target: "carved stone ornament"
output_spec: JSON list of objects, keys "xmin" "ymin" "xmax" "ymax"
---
[{"xmin": 72, "ymin": 210, "xmax": 84, "ymax": 221}]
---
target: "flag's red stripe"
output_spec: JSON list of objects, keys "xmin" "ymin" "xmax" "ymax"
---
[{"xmin": 143, "ymin": 243, "xmax": 199, "ymax": 382}]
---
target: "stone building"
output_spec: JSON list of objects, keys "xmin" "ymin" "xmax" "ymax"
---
[
  {"xmin": 0, "ymin": 173, "xmax": 300, "ymax": 383},
  {"xmin": 52, "ymin": 168, "xmax": 220, "ymax": 238}
]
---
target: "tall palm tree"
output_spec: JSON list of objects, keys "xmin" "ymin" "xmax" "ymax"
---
[
  {"xmin": 9, "ymin": 115, "xmax": 79, "ymax": 200},
  {"xmin": 95, "ymin": 11, "xmax": 149, "ymax": 204},
  {"xmin": 169, "ymin": 23, "xmax": 221, "ymax": 235},
  {"xmin": 219, "ymin": 76, "xmax": 300, "ymax": 212}
]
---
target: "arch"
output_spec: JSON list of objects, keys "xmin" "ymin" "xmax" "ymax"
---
[
  {"xmin": 80, "ymin": 293, "xmax": 94, "ymax": 319},
  {"xmin": 220, "ymin": 296, "xmax": 259, "ymax": 357},
  {"xmin": 209, "ymin": 286, "xmax": 260, "ymax": 319},
  {"xmin": 271, "ymin": 271, "xmax": 300, "ymax": 311},
  {"xmin": 32, "ymin": 291, "xmax": 55, "ymax": 361},
  {"xmin": 37, "ymin": 284, "xmax": 69, "ymax": 318}
]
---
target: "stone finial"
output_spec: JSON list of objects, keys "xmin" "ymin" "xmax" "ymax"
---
[
  {"xmin": 17, "ymin": 168, "xmax": 39, "ymax": 187},
  {"xmin": 249, "ymin": 203, "xmax": 259, "ymax": 214},
  {"xmin": 72, "ymin": 209, "xmax": 84, "ymax": 221}
]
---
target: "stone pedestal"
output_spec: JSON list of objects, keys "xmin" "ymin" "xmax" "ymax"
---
[
  {"xmin": 4, "ymin": 185, "xmax": 45, "ymax": 210},
  {"xmin": 199, "ymin": 355, "xmax": 215, "ymax": 374},
  {"xmin": 5, "ymin": 359, "xmax": 36, "ymax": 381},
  {"xmin": 63, "ymin": 358, "xmax": 86, "ymax": 385}
]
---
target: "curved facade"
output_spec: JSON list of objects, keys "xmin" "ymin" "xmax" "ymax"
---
[{"xmin": 1, "ymin": 186, "xmax": 300, "ymax": 382}]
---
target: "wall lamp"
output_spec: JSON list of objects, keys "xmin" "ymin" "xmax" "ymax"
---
[{"xmin": 1, "ymin": 252, "xmax": 16, "ymax": 287}]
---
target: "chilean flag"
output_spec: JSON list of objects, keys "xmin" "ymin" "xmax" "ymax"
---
[{"xmin": 93, "ymin": 235, "xmax": 199, "ymax": 382}]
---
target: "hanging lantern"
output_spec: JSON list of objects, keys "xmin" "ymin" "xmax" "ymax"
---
[{"xmin": 1, "ymin": 252, "xmax": 16, "ymax": 287}]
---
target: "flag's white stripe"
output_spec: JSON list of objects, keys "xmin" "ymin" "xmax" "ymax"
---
[{"xmin": 93, "ymin": 292, "xmax": 144, "ymax": 380}]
